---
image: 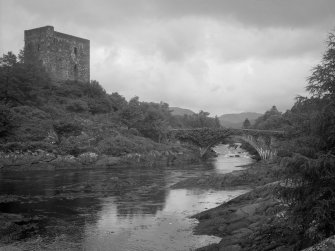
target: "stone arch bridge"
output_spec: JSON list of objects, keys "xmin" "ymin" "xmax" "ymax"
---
[{"xmin": 168, "ymin": 128, "xmax": 286, "ymax": 160}]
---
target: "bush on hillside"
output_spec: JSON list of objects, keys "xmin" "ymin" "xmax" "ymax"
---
[
  {"xmin": 10, "ymin": 106, "xmax": 53, "ymax": 141},
  {"xmin": 53, "ymin": 120, "xmax": 83, "ymax": 138},
  {"xmin": 66, "ymin": 100, "xmax": 89, "ymax": 113},
  {"xmin": 58, "ymin": 134, "xmax": 96, "ymax": 156},
  {"xmin": 278, "ymin": 153, "xmax": 335, "ymax": 246},
  {"xmin": 0, "ymin": 104, "xmax": 14, "ymax": 139},
  {"xmin": 97, "ymin": 134, "xmax": 161, "ymax": 156},
  {"xmin": 87, "ymin": 97, "xmax": 111, "ymax": 114},
  {"xmin": 0, "ymin": 141, "xmax": 56, "ymax": 153}
]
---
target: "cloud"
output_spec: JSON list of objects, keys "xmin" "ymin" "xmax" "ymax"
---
[
  {"xmin": 11, "ymin": 0, "xmax": 335, "ymax": 29},
  {"xmin": 155, "ymin": 0, "xmax": 335, "ymax": 28},
  {"xmin": 1, "ymin": 0, "xmax": 334, "ymax": 116}
]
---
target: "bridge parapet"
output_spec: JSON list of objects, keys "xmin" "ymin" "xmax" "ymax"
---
[
  {"xmin": 168, "ymin": 127, "xmax": 285, "ymax": 159},
  {"xmin": 169, "ymin": 127, "xmax": 285, "ymax": 135}
]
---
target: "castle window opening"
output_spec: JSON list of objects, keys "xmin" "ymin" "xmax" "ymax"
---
[{"xmin": 74, "ymin": 47, "xmax": 78, "ymax": 56}]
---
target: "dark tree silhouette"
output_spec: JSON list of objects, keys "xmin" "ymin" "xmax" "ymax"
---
[{"xmin": 242, "ymin": 118, "xmax": 251, "ymax": 128}]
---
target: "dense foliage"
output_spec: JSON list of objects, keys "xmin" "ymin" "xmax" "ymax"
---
[
  {"xmin": 242, "ymin": 118, "xmax": 251, "ymax": 129},
  {"xmin": 0, "ymin": 49, "xmax": 220, "ymax": 156},
  {"xmin": 243, "ymin": 31, "xmax": 335, "ymax": 248},
  {"xmin": 274, "ymin": 32, "xmax": 335, "ymax": 248}
]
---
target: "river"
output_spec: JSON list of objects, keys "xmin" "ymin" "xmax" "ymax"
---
[{"xmin": 0, "ymin": 144, "xmax": 254, "ymax": 251}]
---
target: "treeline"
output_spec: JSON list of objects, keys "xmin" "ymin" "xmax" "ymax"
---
[
  {"xmin": 243, "ymin": 32, "xmax": 335, "ymax": 248},
  {"xmin": 0, "ymin": 49, "xmax": 220, "ymax": 156}
]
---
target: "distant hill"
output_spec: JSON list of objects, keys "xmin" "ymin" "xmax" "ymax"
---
[
  {"xmin": 170, "ymin": 107, "xmax": 195, "ymax": 116},
  {"xmin": 219, "ymin": 112, "xmax": 262, "ymax": 128}
]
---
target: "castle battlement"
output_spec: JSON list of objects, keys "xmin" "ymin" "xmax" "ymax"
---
[{"xmin": 24, "ymin": 26, "xmax": 90, "ymax": 83}]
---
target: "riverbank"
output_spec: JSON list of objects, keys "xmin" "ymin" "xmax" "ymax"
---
[
  {"xmin": 171, "ymin": 160, "xmax": 298, "ymax": 251},
  {"xmin": 176, "ymin": 158, "xmax": 335, "ymax": 251},
  {"xmin": 0, "ymin": 145, "xmax": 203, "ymax": 171},
  {"xmin": 194, "ymin": 181, "xmax": 294, "ymax": 251},
  {"xmin": 172, "ymin": 161, "xmax": 281, "ymax": 190}
]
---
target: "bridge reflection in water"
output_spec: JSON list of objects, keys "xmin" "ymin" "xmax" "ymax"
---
[{"xmin": 168, "ymin": 128, "xmax": 285, "ymax": 160}]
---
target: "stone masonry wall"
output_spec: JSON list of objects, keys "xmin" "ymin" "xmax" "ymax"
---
[{"xmin": 24, "ymin": 26, "xmax": 90, "ymax": 83}]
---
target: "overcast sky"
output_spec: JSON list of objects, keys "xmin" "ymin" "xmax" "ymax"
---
[{"xmin": 1, "ymin": 0, "xmax": 335, "ymax": 116}]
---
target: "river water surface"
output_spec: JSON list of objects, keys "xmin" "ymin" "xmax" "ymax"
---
[{"xmin": 0, "ymin": 144, "xmax": 253, "ymax": 251}]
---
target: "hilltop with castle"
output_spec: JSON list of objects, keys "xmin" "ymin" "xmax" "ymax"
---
[{"xmin": 24, "ymin": 26, "xmax": 90, "ymax": 83}]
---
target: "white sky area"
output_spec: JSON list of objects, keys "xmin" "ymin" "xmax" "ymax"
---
[{"xmin": 1, "ymin": 0, "xmax": 335, "ymax": 116}]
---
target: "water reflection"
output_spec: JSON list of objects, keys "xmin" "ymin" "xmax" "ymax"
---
[
  {"xmin": 83, "ymin": 189, "xmax": 246, "ymax": 251},
  {"xmin": 0, "ymin": 144, "xmax": 253, "ymax": 250}
]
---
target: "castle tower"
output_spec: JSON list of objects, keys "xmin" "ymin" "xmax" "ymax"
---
[{"xmin": 24, "ymin": 26, "xmax": 90, "ymax": 83}]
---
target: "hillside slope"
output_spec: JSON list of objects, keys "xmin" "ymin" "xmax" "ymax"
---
[
  {"xmin": 219, "ymin": 112, "xmax": 262, "ymax": 128},
  {"xmin": 170, "ymin": 107, "xmax": 195, "ymax": 116}
]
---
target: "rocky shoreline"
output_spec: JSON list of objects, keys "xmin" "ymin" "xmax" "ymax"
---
[
  {"xmin": 0, "ymin": 147, "xmax": 202, "ymax": 171},
  {"xmin": 193, "ymin": 181, "xmax": 294, "ymax": 251},
  {"xmin": 171, "ymin": 160, "xmax": 293, "ymax": 250},
  {"xmin": 171, "ymin": 160, "xmax": 334, "ymax": 251}
]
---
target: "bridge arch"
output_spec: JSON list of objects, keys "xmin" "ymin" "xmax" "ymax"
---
[
  {"xmin": 169, "ymin": 128, "xmax": 284, "ymax": 160},
  {"xmin": 198, "ymin": 135, "xmax": 277, "ymax": 159}
]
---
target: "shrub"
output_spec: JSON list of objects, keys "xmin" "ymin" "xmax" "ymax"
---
[
  {"xmin": 97, "ymin": 135, "xmax": 138, "ymax": 156},
  {"xmin": 9, "ymin": 106, "xmax": 53, "ymax": 141},
  {"xmin": 0, "ymin": 141, "xmax": 55, "ymax": 153},
  {"xmin": 58, "ymin": 135, "xmax": 96, "ymax": 156},
  {"xmin": 66, "ymin": 100, "xmax": 88, "ymax": 113},
  {"xmin": 0, "ymin": 104, "xmax": 14, "ymax": 138},
  {"xmin": 96, "ymin": 134, "xmax": 161, "ymax": 156},
  {"xmin": 278, "ymin": 153, "xmax": 335, "ymax": 247},
  {"xmin": 53, "ymin": 120, "xmax": 83, "ymax": 137},
  {"xmin": 128, "ymin": 128, "xmax": 140, "ymax": 136},
  {"xmin": 87, "ymin": 97, "xmax": 111, "ymax": 114}
]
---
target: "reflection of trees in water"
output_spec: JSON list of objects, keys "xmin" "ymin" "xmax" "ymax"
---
[
  {"xmin": 116, "ymin": 190, "xmax": 166, "ymax": 217},
  {"xmin": 0, "ymin": 171, "xmax": 104, "ymax": 244},
  {"xmin": 0, "ymin": 167, "xmax": 170, "ymax": 224},
  {"xmin": 115, "ymin": 168, "xmax": 168, "ymax": 217}
]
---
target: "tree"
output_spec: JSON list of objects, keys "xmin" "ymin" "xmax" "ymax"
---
[
  {"xmin": 253, "ymin": 105, "xmax": 287, "ymax": 130},
  {"xmin": 278, "ymin": 30, "xmax": 335, "ymax": 246},
  {"xmin": 0, "ymin": 52, "xmax": 18, "ymax": 104},
  {"xmin": 198, "ymin": 110, "xmax": 210, "ymax": 127},
  {"xmin": 242, "ymin": 118, "xmax": 251, "ymax": 129},
  {"xmin": 84, "ymin": 80, "xmax": 106, "ymax": 98},
  {"xmin": 0, "ymin": 104, "xmax": 14, "ymax": 138},
  {"xmin": 119, "ymin": 96, "xmax": 144, "ymax": 129},
  {"xmin": 0, "ymin": 50, "xmax": 51, "ymax": 106},
  {"xmin": 137, "ymin": 102, "xmax": 171, "ymax": 142},
  {"xmin": 108, "ymin": 92, "xmax": 127, "ymax": 112},
  {"xmin": 0, "ymin": 51, "xmax": 17, "ymax": 67},
  {"xmin": 307, "ymin": 32, "xmax": 335, "ymax": 98}
]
